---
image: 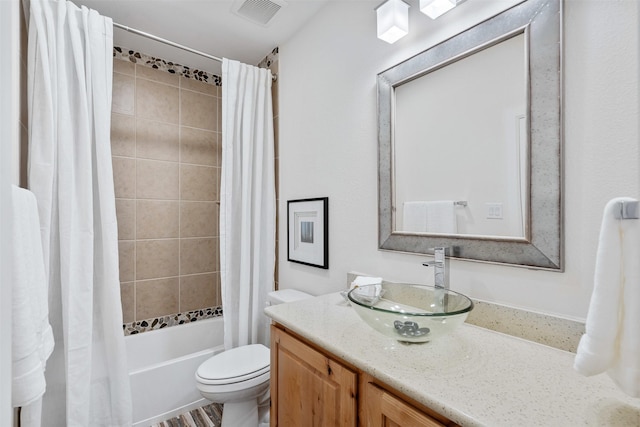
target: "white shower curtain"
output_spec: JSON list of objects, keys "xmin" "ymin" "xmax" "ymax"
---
[
  {"xmin": 27, "ymin": 0, "xmax": 132, "ymax": 425},
  {"xmin": 220, "ymin": 59, "xmax": 276, "ymax": 350}
]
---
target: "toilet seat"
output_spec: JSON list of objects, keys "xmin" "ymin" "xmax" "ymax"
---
[{"xmin": 196, "ymin": 344, "xmax": 270, "ymax": 386}]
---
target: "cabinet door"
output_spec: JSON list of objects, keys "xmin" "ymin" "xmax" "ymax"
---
[
  {"xmin": 271, "ymin": 326, "xmax": 358, "ymax": 427},
  {"xmin": 363, "ymin": 382, "xmax": 446, "ymax": 427}
]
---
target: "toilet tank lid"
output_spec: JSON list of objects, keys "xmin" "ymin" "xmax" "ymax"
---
[{"xmin": 267, "ymin": 289, "xmax": 312, "ymax": 304}]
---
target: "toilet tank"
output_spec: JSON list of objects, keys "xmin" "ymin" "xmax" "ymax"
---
[
  {"xmin": 265, "ymin": 289, "xmax": 312, "ymax": 348},
  {"xmin": 267, "ymin": 289, "xmax": 312, "ymax": 306}
]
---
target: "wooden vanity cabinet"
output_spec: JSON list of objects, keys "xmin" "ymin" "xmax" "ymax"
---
[
  {"xmin": 270, "ymin": 325, "xmax": 358, "ymax": 426},
  {"xmin": 270, "ymin": 325, "xmax": 458, "ymax": 427}
]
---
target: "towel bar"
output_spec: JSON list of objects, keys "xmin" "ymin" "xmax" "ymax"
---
[{"xmin": 615, "ymin": 200, "xmax": 639, "ymax": 219}]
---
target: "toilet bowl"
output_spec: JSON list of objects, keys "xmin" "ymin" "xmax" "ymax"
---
[
  {"xmin": 195, "ymin": 289, "xmax": 312, "ymax": 427},
  {"xmin": 196, "ymin": 344, "xmax": 271, "ymax": 427}
]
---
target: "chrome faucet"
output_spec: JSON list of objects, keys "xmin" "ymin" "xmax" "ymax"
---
[
  {"xmin": 422, "ymin": 247, "xmax": 449, "ymax": 290},
  {"xmin": 422, "ymin": 247, "xmax": 449, "ymax": 312}
]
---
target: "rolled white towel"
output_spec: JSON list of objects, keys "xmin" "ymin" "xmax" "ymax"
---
[
  {"xmin": 350, "ymin": 276, "xmax": 383, "ymax": 301},
  {"xmin": 11, "ymin": 186, "xmax": 54, "ymax": 411}
]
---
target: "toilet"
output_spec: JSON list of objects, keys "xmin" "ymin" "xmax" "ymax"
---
[{"xmin": 195, "ymin": 289, "xmax": 312, "ymax": 427}]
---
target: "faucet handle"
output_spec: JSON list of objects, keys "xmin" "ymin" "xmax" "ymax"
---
[{"xmin": 422, "ymin": 261, "xmax": 443, "ymax": 268}]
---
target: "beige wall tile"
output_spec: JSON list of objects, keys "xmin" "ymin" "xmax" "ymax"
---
[
  {"xmin": 274, "ymin": 254, "xmax": 279, "ymax": 288},
  {"xmin": 274, "ymin": 161, "xmax": 278, "ymax": 197},
  {"xmin": 19, "ymin": 124, "xmax": 27, "ymax": 189},
  {"xmin": 112, "ymin": 156, "xmax": 136, "ymax": 198},
  {"xmin": 136, "ymin": 118, "xmax": 179, "ymax": 161},
  {"xmin": 20, "ymin": 7, "xmax": 27, "ymax": 64},
  {"xmin": 137, "ymin": 200, "xmax": 179, "ymax": 239},
  {"xmin": 215, "ymin": 272, "xmax": 221, "ymax": 305},
  {"xmin": 180, "ymin": 238, "xmax": 217, "ymax": 275},
  {"xmin": 180, "ymin": 273, "xmax": 216, "ymax": 311},
  {"xmin": 272, "ymin": 78, "xmax": 279, "ymax": 118},
  {"xmin": 136, "ymin": 277, "xmax": 179, "ymax": 319},
  {"xmin": 112, "ymin": 72, "xmax": 135, "ymax": 115},
  {"xmin": 136, "ymin": 159, "xmax": 179, "ymax": 200},
  {"xmin": 137, "ymin": 64, "xmax": 179, "ymax": 86},
  {"xmin": 180, "ymin": 127, "xmax": 217, "ymax": 166},
  {"xmin": 180, "ymin": 78, "xmax": 217, "ymax": 96},
  {"xmin": 20, "ymin": 59, "xmax": 27, "ymax": 126},
  {"xmin": 111, "ymin": 113, "xmax": 135, "ymax": 157},
  {"xmin": 180, "ymin": 201, "xmax": 217, "ymax": 238},
  {"xmin": 180, "ymin": 90, "xmax": 217, "ymax": 131},
  {"xmin": 215, "ymin": 133, "xmax": 222, "ymax": 167},
  {"xmin": 115, "ymin": 199, "xmax": 135, "ymax": 240},
  {"xmin": 114, "ymin": 59, "xmax": 135, "ymax": 75},
  {"xmin": 216, "ymin": 98, "xmax": 222, "ymax": 132},
  {"xmin": 136, "ymin": 239, "xmax": 179, "ymax": 280},
  {"xmin": 136, "ymin": 78, "xmax": 179, "ymax": 124},
  {"xmin": 118, "ymin": 241, "xmax": 135, "ymax": 282},
  {"xmin": 180, "ymin": 165, "xmax": 217, "ymax": 201},
  {"xmin": 273, "ymin": 115, "xmax": 279, "ymax": 158},
  {"xmin": 120, "ymin": 282, "xmax": 135, "ymax": 323}
]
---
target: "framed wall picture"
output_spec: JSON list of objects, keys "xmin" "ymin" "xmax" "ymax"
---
[{"xmin": 287, "ymin": 197, "xmax": 329, "ymax": 269}]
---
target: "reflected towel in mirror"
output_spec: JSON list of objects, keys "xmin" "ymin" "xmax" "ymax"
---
[{"xmin": 403, "ymin": 200, "xmax": 457, "ymax": 234}]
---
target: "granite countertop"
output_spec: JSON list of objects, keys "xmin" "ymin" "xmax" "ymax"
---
[{"xmin": 265, "ymin": 292, "xmax": 640, "ymax": 427}]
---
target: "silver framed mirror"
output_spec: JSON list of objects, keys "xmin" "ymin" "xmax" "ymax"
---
[{"xmin": 378, "ymin": 0, "xmax": 563, "ymax": 270}]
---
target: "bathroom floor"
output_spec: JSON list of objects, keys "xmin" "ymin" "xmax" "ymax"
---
[{"xmin": 150, "ymin": 403, "xmax": 223, "ymax": 427}]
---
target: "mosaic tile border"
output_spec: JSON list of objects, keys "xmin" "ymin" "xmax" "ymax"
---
[
  {"xmin": 123, "ymin": 306, "xmax": 223, "ymax": 336},
  {"xmin": 113, "ymin": 46, "xmax": 221, "ymax": 85},
  {"xmin": 113, "ymin": 45, "xmax": 279, "ymax": 85}
]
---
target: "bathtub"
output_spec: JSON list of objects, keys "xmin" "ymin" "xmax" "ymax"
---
[{"xmin": 125, "ymin": 317, "xmax": 224, "ymax": 426}]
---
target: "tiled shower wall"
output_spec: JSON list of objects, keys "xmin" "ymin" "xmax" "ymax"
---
[{"xmin": 110, "ymin": 54, "xmax": 222, "ymax": 330}]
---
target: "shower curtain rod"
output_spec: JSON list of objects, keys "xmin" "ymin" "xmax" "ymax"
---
[{"xmin": 113, "ymin": 22, "xmax": 277, "ymax": 81}]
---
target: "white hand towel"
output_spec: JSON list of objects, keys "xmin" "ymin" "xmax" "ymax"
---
[
  {"xmin": 403, "ymin": 201, "xmax": 457, "ymax": 234},
  {"xmin": 574, "ymin": 197, "xmax": 640, "ymax": 397},
  {"xmin": 11, "ymin": 186, "xmax": 54, "ymax": 423}
]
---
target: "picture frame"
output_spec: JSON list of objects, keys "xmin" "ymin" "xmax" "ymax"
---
[{"xmin": 287, "ymin": 197, "xmax": 329, "ymax": 269}]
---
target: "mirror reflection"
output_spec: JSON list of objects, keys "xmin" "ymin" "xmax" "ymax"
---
[
  {"xmin": 377, "ymin": 0, "xmax": 563, "ymax": 269},
  {"xmin": 394, "ymin": 32, "xmax": 528, "ymax": 238}
]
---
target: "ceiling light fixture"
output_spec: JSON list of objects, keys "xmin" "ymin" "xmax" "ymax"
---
[
  {"xmin": 376, "ymin": 0, "xmax": 410, "ymax": 44},
  {"xmin": 420, "ymin": 0, "xmax": 456, "ymax": 19}
]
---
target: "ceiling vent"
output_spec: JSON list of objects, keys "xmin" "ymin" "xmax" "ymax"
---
[{"xmin": 232, "ymin": 0, "xmax": 287, "ymax": 27}]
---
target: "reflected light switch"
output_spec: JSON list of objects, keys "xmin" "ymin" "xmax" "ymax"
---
[{"xmin": 486, "ymin": 203, "xmax": 503, "ymax": 219}]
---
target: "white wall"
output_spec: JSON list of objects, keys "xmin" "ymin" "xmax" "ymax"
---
[{"xmin": 278, "ymin": 0, "xmax": 640, "ymax": 320}]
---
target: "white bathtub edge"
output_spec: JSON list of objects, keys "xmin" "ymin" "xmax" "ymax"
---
[{"xmin": 127, "ymin": 317, "xmax": 224, "ymax": 425}]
